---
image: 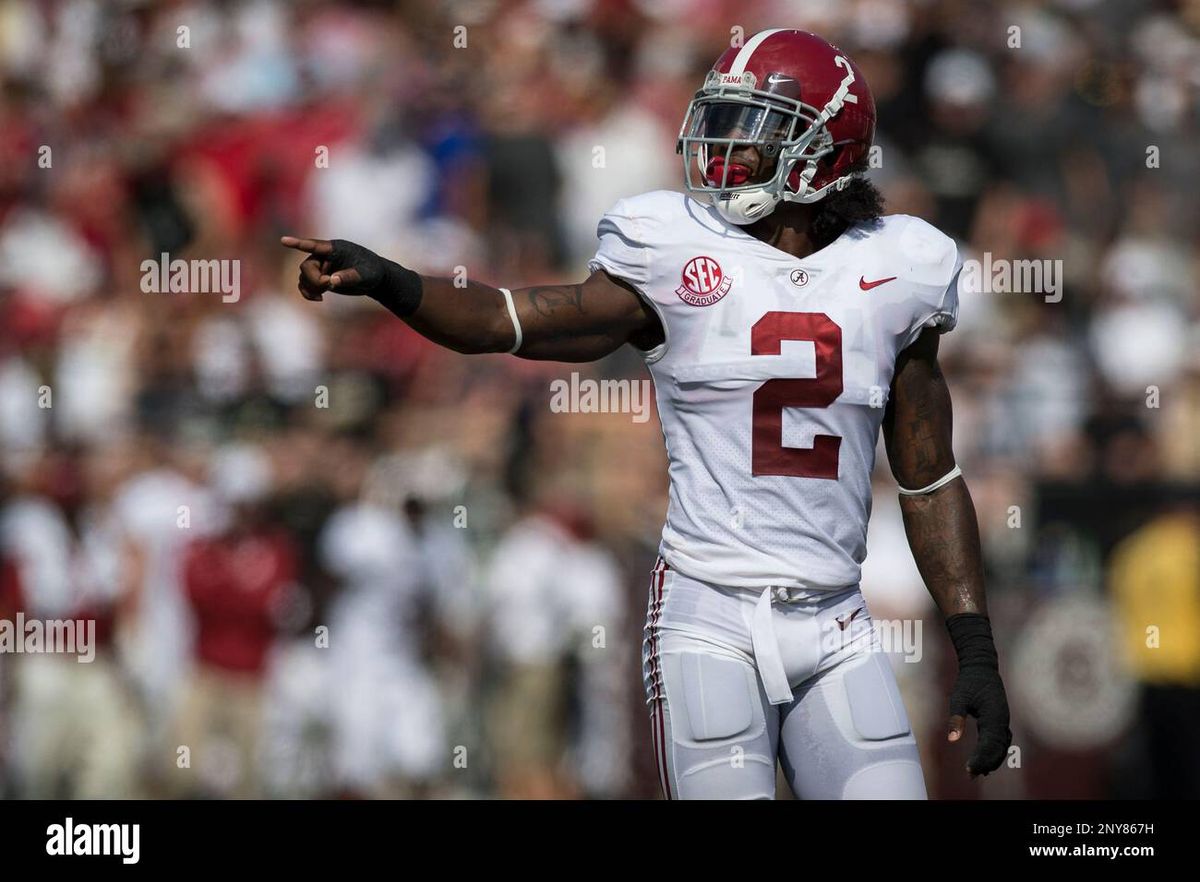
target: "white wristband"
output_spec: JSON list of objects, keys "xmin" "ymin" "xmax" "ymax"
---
[
  {"xmin": 897, "ymin": 464, "xmax": 962, "ymax": 496},
  {"xmin": 498, "ymin": 287, "xmax": 522, "ymax": 354}
]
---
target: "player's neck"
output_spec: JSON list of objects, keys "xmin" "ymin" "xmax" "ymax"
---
[{"xmin": 741, "ymin": 204, "xmax": 823, "ymax": 260}]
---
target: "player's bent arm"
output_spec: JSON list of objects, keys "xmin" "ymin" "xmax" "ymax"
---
[
  {"xmin": 498, "ymin": 273, "xmax": 661, "ymax": 362},
  {"xmin": 390, "ymin": 272, "xmax": 657, "ymax": 362},
  {"xmin": 280, "ymin": 236, "xmax": 660, "ymax": 363},
  {"xmin": 882, "ymin": 327, "xmax": 1011, "ymax": 777},
  {"xmin": 882, "ymin": 327, "xmax": 985, "ymax": 617}
]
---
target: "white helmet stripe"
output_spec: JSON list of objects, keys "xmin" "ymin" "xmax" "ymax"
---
[{"xmin": 728, "ymin": 28, "xmax": 787, "ymax": 76}]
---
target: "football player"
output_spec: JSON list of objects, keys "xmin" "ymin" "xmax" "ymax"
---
[{"xmin": 283, "ymin": 28, "xmax": 1011, "ymax": 799}]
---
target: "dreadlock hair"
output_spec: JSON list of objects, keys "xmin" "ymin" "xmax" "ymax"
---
[{"xmin": 806, "ymin": 156, "xmax": 884, "ymax": 249}]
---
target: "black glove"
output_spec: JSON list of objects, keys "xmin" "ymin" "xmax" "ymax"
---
[
  {"xmin": 322, "ymin": 240, "xmax": 403, "ymax": 291},
  {"xmin": 946, "ymin": 613, "xmax": 1012, "ymax": 777},
  {"xmin": 286, "ymin": 236, "xmax": 423, "ymax": 315}
]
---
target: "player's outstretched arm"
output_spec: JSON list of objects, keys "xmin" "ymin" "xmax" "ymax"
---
[
  {"xmin": 281, "ymin": 237, "xmax": 661, "ymax": 363},
  {"xmin": 882, "ymin": 327, "xmax": 1012, "ymax": 778}
]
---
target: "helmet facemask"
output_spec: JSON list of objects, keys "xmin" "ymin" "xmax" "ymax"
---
[{"xmin": 677, "ymin": 67, "xmax": 860, "ymax": 225}]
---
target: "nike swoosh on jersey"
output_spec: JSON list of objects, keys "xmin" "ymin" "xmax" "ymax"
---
[
  {"xmin": 835, "ymin": 607, "xmax": 865, "ymax": 630},
  {"xmin": 859, "ymin": 275, "xmax": 897, "ymax": 290}
]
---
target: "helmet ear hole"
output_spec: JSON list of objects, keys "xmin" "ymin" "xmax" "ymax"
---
[
  {"xmin": 820, "ymin": 145, "xmax": 845, "ymax": 171},
  {"xmin": 825, "ymin": 143, "xmax": 866, "ymax": 179}
]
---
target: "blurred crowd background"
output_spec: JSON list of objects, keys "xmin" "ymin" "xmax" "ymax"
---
[{"xmin": 1, "ymin": 0, "xmax": 1199, "ymax": 800}]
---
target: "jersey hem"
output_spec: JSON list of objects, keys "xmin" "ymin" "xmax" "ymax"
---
[{"xmin": 658, "ymin": 544, "xmax": 860, "ymax": 594}]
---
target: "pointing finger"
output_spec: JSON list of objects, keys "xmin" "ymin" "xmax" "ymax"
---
[{"xmin": 281, "ymin": 236, "xmax": 334, "ymax": 256}]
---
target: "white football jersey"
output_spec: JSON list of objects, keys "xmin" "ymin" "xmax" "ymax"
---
[{"xmin": 588, "ymin": 190, "xmax": 961, "ymax": 590}]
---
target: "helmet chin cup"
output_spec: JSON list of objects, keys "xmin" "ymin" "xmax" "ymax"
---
[
  {"xmin": 712, "ymin": 156, "xmax": 837, "ymax": 224},
  {"xmin": 714, "ymin": 186, "xmax": 781, "ymax": 225}
]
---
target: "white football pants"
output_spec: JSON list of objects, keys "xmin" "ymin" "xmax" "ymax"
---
[{"xmin": 642, "ymin": 558, "xmax": 927, "ymax": 799}]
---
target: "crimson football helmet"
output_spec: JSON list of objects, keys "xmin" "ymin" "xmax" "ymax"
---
[{"xmin": 678, "ymin": 29, "xmax": 876, "ymax": 225}]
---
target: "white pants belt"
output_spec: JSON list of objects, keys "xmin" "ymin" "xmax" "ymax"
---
[{"xmin": 752, "ymin": 587, "xmax": 794, "ymax": 705}]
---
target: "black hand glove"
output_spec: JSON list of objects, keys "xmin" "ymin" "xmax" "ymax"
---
[
  {"xmin": 325, "ymin": 240, "xmax": 423, "ymax": 314},
  {"xmin": 946, "ymin": 613, "xmax": 1012, "ymax": 777},
  {"xmin": 285, "ymin": 235, "xmax": 423, "ymax": 311}
]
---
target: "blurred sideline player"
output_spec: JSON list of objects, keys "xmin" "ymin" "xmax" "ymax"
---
[
  {"xmin": 484, "ymin": 501, "xmax": 627, "ymax": 798},
  {"xmin": 283, "ymin": 29, "xmax": 1011, "ymax": 799}
]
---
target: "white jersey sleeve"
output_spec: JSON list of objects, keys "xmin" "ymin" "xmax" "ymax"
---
[
  {"xmin": 892, "ymin": 215, "xmax": 962, "ymax": 349},
  {"xmin": 586, "ymin": 192, "xmax": 682, "ymax": 363},
  {"xmin": 588, "ymin": 197, "xmax": 653, "ymax": 289}
]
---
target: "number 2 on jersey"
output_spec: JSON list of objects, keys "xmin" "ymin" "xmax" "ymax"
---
[{"xmin": 750, "ymin": 312, "xmax": 843, "ymax": 479}]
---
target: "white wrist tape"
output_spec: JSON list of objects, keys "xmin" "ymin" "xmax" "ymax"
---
[
  {"xmin": 498, "ymin": 287, "xmax": 523, "ymax": 354},
  {"xmin": 897, "ymin": 464, "xmax": 962, "ymax": 496}
]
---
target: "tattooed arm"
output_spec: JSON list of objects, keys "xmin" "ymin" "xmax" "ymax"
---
[
  {"xmin": 280, "ymin": 236, "xmax": 661, "ymax": 362},
  {"xmin": 882, "ymin": 328, "xmax": 1012, "ymax": 777},
  {"xmin": 384, "ymin": 271, "xmax": 661, "ymax": 361},
  {"xmin": 882, "ymin": 328, "xmax": 985, "ymax": 616}
]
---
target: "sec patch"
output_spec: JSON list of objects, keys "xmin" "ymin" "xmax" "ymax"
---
[{"xmin": 676, "ymin": 255, "xmax": 733, "ymax": 306}]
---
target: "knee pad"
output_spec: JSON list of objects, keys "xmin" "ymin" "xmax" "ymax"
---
[{"xmin": 843, "ymin": 759, "xmax": 927, "ymax": 799}]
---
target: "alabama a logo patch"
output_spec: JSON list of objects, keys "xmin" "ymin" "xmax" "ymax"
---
[{"xmin": 676, "ymin": 256, "xmax": 733, "ymax": 306}]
